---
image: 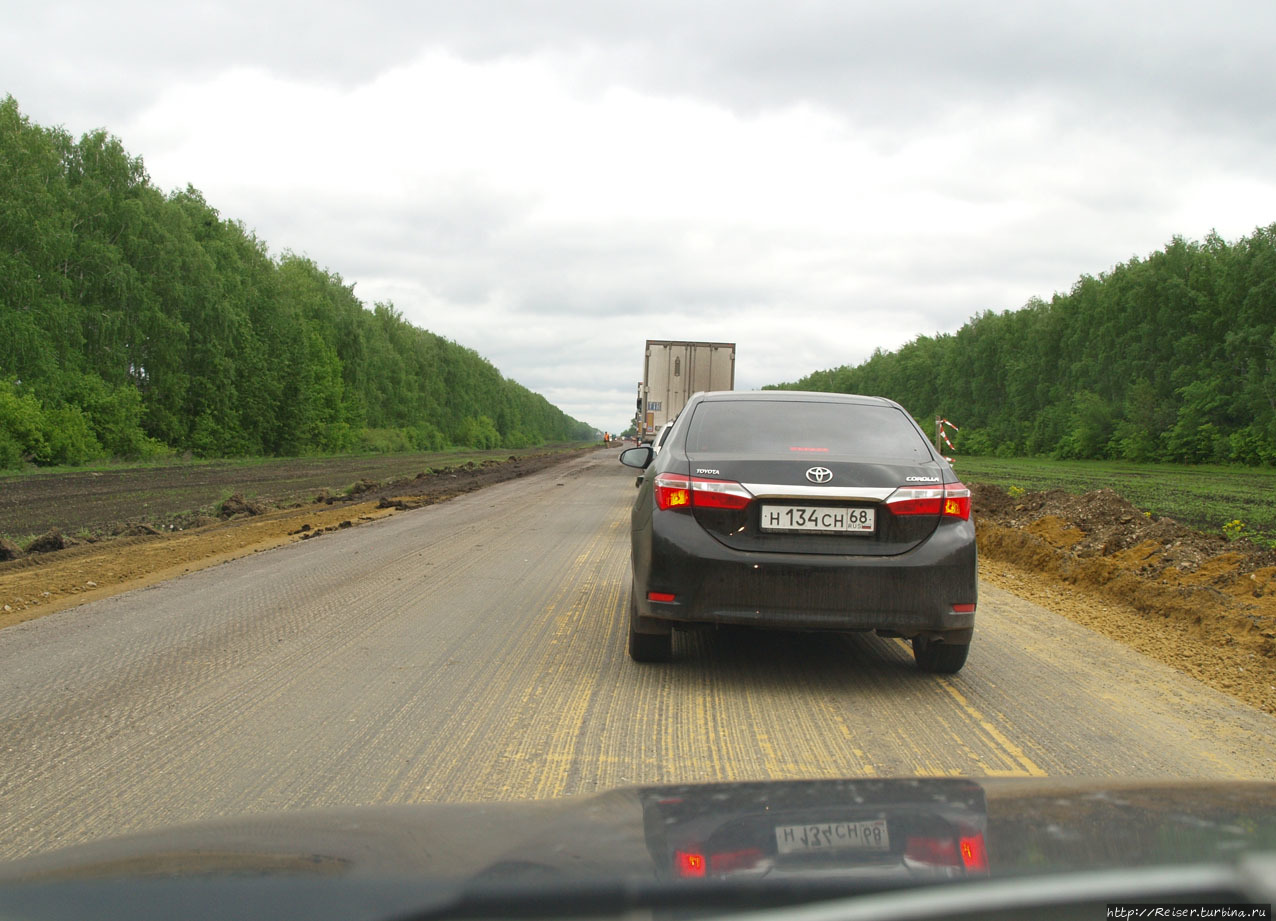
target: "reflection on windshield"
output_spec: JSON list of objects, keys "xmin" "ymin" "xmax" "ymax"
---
[{"xmin": 640, "ymin": 779, "xmax": 988, "ymax": 883}]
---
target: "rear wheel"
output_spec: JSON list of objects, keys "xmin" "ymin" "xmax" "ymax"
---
[
  {"xmin": 628, "ymin": 591, "xmax": 672, "ymax": 663},
  {"xmin": 912, "ymin": 635, "xmax": 969, "ymax": 674},
  {"xmin": 629, "ymin": 628, "xmax": 672, "ymax": 663}
]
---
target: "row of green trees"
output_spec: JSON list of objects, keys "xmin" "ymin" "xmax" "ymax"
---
[
  {"xmin": 0, "ymin": 97, "xmax": 594, "ymax": 469},
  {"xmin": 771, "ymin": 226, "xmax": 1276, "ymax": 465}
]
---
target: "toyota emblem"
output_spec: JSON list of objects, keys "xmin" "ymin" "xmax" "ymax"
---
[{"xmin": 805, "ymin": 467, "xmax": 833, "ymax": 484}]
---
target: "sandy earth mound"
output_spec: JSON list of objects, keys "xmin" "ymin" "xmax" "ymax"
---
[{"xmin": 973, "ymin": 484, "xmax": 1276, "ymax": 714}]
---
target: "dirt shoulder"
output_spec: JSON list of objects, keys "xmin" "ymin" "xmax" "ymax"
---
[
  {"xmin": 972, "ymin": 483, "xmax": 1276, "ymax": 715},
  {"xmin": 0, "ymin": 450, "xmax": 589, "ymax": 630}
]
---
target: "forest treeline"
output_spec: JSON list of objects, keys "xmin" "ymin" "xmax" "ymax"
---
[
  {"xmin": 771, "ymin": 226, "xmax": 1276, "ymax": 465},
  {"xmin": 0, "ymin": 97, "xmax": 594, "ymax": 470}
]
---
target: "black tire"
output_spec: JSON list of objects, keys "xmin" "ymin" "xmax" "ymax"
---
[
  {"xmin": 628, "ymin": 591, "xmax": 672, "ymax": 662},
  {"xmin": 912, "ymin": 636, "xmax": 969, "ymax": 674},
  {"xmin": 629, "ymin": 628, "xmax": 673, "ymax": 663}
]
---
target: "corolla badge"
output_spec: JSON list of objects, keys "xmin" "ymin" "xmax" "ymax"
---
[{"xmin": 805, "ymin": 467, "xmax": 833, "ymax": 484}]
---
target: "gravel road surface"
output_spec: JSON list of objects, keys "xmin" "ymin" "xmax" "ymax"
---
[{"xmin": 3, "ymin": 448, "xmax": 1274, "ymax": 861}]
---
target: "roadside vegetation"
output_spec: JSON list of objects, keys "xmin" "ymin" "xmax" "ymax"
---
[
  {"xmin": 0, "ymin": 96, "xmax": 594, "ymax": 472},
  {"xmin": 770, "ymin": 227, "xmax": 1276, "ymax": 467},
  {"xmin": 955, "ymin": 455, "xmax": 1276, "ymax": 547}
]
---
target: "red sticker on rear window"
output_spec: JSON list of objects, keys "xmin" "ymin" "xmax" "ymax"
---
[{"xmin": 789, "ymin": 446, "xmax": 829, "ymax": 452}]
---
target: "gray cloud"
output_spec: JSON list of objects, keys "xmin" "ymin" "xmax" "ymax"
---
[
  {"xmin": 5, "ymin": 0, "xmax": 1274, "ymax": 433},
  {"xmin": 13, "ymin": 2, "xmax": 1275, "ymax": 133}
]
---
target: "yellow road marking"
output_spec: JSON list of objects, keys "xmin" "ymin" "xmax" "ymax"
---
[{"xmin": 936, "ymin": 678, "xmax": 1046, "ymax": 777}]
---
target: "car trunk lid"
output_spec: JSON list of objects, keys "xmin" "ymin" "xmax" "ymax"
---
[{"xmin": 682, "ymin": 453, "xmax": 948, "ymax": 556}]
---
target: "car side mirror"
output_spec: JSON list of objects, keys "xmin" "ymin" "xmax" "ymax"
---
[{"xmin": 619, "ymin": 446, "xmax": 654, "ymax": 469}]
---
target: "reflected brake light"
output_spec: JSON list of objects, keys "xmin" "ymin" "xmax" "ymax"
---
[
  {"xmin": 709, "ymin": 848, "xmax": 764, "ymax": 873},
  {"xmin": 904, "ymin": 832, "xmax": 989, "ymax": 874},
  {"xmin": 904, "ymin": 835, "xmax": 959, "ymax": 866},
  {"xmin": 654, "ymin": 473, "xmax": 752, "ymax": 511},
  {"xmin": 886, "ymin": 482, "xmax": 971, "ymax": 520},
  {"xmin": 674, "ymin": 850, "xmax": 706, "ymax": 877},
  {"xmin": 959, "ymin": 834, "xmax": 989, "ymax": 872},
  {"xmin": 673, "ymin": 848, "xmax": 763, "ymax": 877}
]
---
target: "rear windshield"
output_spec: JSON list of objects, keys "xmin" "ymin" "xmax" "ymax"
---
[{"xmin": 685, "ymin": 400, "xmax": 933, "ymax": 460}]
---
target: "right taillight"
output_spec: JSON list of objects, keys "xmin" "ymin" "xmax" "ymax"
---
[
  {"xmin": 942, "ymin": 483, "xmax": 971, "ymax": 520},
  {"xmin": 886, "ymin": 482, "xmax": 971, "ymax": 521}
]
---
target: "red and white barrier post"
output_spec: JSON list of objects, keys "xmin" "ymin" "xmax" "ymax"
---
[{"xmin": 935, "ymin": 418, "xmax": 958, "ymax": 464}]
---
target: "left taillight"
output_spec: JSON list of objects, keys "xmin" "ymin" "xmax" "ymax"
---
[
  {"xmin": 654, "ymin": 473, "xmax": 692, "ymax": 510},
  {"xmin": 689, "ymin": 477, "xmax": 753, "ymax": 510},
  {"xmin": 654, "ymin": 474, "xmax": 752, "ymax": 511},
  {"xmin": 885, "ymin": 482, "xmax": 971, "ymax": 521}
]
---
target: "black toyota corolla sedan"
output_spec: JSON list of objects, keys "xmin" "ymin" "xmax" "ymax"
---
[{"xmin": 619, "ymin": 391, "xmax": 977, "ymax": 672}]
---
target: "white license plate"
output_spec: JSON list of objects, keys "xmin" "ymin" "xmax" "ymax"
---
[
  {"xmin": 760, "ymin": 505, "xmax": 875, "ymax": 533},
  {"xmin": 775, "ymin": 819, "xmax": 890, "ymax": 854}
]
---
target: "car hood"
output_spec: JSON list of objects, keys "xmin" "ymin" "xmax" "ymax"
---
[{"xmin": 2, "ymin": 778, "xmax": 1274, "ymax": 918}]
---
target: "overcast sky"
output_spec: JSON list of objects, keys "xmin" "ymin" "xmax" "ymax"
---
[{"xmin": 5, "ymin": 1, "xmax": 1275, "ymax": 433}]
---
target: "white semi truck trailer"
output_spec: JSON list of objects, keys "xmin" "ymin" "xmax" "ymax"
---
[{"xmin": 637, "ymin": 340, "xmax": 736, "ymax": 441}]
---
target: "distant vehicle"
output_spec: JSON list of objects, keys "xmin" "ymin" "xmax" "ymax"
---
[
  {"xmin": 651, "ymin": 422, "xmax": 675, "ymax": 455},
  {"xmin": 637, "ymin": 340, "xmax": 735, "ymax": 442},
  {"xmin": 619, "ymin": 391, "xmax": 976, "ymax": 670}
]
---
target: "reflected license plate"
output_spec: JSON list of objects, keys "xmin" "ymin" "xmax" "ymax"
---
[
  {"xmin": 760, "ymin": 505, "xmax": 875, "ymax": 533},
  {"xmin": 775, "ymin": 819, "xmax": 890, "ymax": 854}
]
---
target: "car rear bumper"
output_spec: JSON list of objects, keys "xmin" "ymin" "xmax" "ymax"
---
[{"xmin": 632, "ymin": 511, "xmax": 977, "ymax": 637}]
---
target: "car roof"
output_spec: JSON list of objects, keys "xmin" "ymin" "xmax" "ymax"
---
[{"xmin": 693, "ymin": 390, "xmax": 900, "ymax": 407}]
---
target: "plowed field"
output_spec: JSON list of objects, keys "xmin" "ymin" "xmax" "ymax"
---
[{"xmin": 0, "ymin": 449, "xmax": 588, "ymax": 628}]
